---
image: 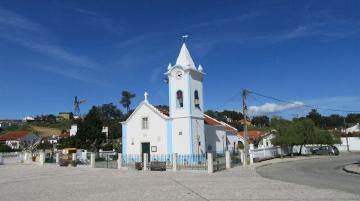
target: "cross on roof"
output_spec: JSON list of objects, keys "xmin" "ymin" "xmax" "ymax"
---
[
  {"xmin": 144, "ymin": 91, "xmax": 149, "ymax": 102},
  {"xmin": 181, "ymin": 34, "xmax": 189, "ymax": 42}
]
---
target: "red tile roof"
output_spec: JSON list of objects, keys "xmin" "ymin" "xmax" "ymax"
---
[
  {"xmin": 204, "ymin": 114, "xmax": 222, "ymax": 126},
  {"xmin": 156, "ymin": 108, "xmax": 169, "ymax": 117},
  {"xmin": 0, "ymin": 131, "xmax": 32, "ymax": 141},
  {"xmin": 204, "ymin": 115, "xmax": 238, "ymax": 132},
  {"xmin": 155, "ymin": 107, "xmax": 239, "ymax": 133},
  {"xmin": 238, "ymin": 130, "xmax": 263, "ymax": 140}
]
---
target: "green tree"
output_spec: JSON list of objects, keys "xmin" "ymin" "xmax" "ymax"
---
[
  {"xmin": 0, "ymin": 144, "xmax": 14, "ymax": 152},
  {"xmin": 57, "ymin": 136, "xmax": 82, "ymax": 149},
  {"xmin": 324, "ymin": 114, "xmax": 344, "ymax": 129},
  {"xmin": 251, "ymin": 116, "xmax": 270, "ymax": 127},
  {"xmin": 293, "ymin": 119, "xmax": 316, "ymax": 155},
  {"xmin": 120, "ymin": 91, "xmax": 136, "ymax": 114},
  {"xmin": 76, "ymin": 106, "xmax": 105, "ymax": 151},
  {"xmin": 314, "ymin": 129, "xmax": 341, "ymax": 145},
  {"xmin": 306, "ymin": 109, "xmax": 322, "ymax": 127},
  {"xmin": 97, "ymin": 103, "xmax": 123, "ymax": 139},
  {"xmin": 37, "ymin": 140, "xmax": 53, "ymax": 151},
  {"xmin": 271, "ymin": 117, "xmax": 301, "ymax": 156},
  {"xmin": 345, "ymin": 113, "xmax": 360, "ymax": 124}
]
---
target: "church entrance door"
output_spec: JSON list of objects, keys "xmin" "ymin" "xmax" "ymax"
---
[{"xmin": 141, "ymin": 142, "xmax": 150, "ymax": 162}]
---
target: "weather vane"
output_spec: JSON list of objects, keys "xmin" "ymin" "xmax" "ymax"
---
[{"xmin": 181, "ymin": 34, "xmax": 189, "ymax": 42}]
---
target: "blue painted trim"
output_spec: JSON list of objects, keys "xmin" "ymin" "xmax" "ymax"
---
[
  {"xmin": 166, "ymin": 120, "xmax": 173, "ymax": 154},
  {"xmin": 188, "ymin": 74, "xmax": 192, "ymax": 115},
  {"xmin": 168, "ymin": 77, "xmax": 172, "ymax": 117},
  {"xmin": 188, "ymin": 74, "xmax": 194, "ymax": 154},
  {"xmin": 122, "ymin": 124, "xmax": 127, "ymax": 155}
]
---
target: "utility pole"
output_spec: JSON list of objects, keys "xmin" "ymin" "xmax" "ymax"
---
[
  {"xmin": 344, "ymin": 118, "xmax": 350, "ymax": 152},
  {"xmin": 242, "ymin": 89, "xmax": 249, "ymax": 162}
]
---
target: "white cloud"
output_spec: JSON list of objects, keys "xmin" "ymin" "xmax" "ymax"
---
[
  {"xmin": 0, "ymin": 7, "xmax": 104, "ymax": 84},
  {"xmin": 0, "ymin": 8, "xmax": 46, "ymax": 33},
  {"xmin": 249, "ymin": 102, "xmax": 304, "ymax": 116}
]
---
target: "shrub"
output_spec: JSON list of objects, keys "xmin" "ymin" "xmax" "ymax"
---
[{"xmin": 0, "ymin": 144, "xmax": 14, "ymax": 152}]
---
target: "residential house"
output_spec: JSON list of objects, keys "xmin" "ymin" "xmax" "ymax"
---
[{"xmin": 0, "ymin": 131, "xmax": 40, "ymax": 149}]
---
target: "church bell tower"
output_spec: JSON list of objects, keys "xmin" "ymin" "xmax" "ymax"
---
[{"xmin": 165, "ymin": 42, "xmax": 205, "ymax": 155}]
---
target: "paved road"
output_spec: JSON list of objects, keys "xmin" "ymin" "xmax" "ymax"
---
[
  {"xmin": 1, "ymin": 162, "xmax": 359, "ymax": 200},
  {"xmin": 257, "ymin": 152, "xmax": 360, "ymax": 195}
]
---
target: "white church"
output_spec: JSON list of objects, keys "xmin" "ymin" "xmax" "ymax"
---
[{"xmin": 121, "ymin": 42, "xmax": 243, "ymax": 157}]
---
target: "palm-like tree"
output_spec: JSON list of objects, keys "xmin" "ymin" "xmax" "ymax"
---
[{"xmin": 120, "ymin": 91, "xmax": 136, "ymax": 114}]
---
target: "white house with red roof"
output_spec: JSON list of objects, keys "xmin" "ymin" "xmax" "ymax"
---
[
  {"xmin": 0, "ymin": 131, "xmax": 39, "ymax": 149},
  {"xmin": 121, "ymin": 42, "xmax": 243, "ymax": 157}
]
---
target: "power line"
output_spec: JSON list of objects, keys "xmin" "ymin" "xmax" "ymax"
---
[
  {"xmin": 247, "ymin": 89, "xmax": 360, "ymax": 113},
  {"xmin": 212, "ymin": 91, "xmax": 241, "ymax": 111}
]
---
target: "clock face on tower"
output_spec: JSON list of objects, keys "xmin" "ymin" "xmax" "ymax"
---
[{"xmin": 175, "ymin": 70, "xmax": 183, "ymax": 79}]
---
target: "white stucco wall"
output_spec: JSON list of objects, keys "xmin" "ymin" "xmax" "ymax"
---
[
  {"xmin": 172, "ymin": 118, "xmax": 192, "ymax": 154},
  {"xmin": 123, "ymin": 103, "xmax": 168, "ymax": 155},
  {"xmin": 191, "ymin": 118, "xmax": 206, "ymax": 155},
  {"xmin": 70, "ymin": 125, "xmax": 77, "ymax": 136},
  {"xmin": 258, "ymin": 134, "xmax": 275, "ymax": 148},
  {"xmin": 204, "ymin": 125, "xmax": 242, "ymax": 153},
  {"xmin": 168, "ymin": 67, "xmax": 191, "ymax": 118},
  {"xmin": 190, "ymin": 71, "xmax": 204, "ymax": 118},
  {"xmin": 336, "ymin": 137, "xmax": 360, "ymax": 151},
  {"xmin": 205, "ymin": 125, "xmax": 226, "ymax": 153}
]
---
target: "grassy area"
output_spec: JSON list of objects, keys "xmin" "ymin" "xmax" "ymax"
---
[
  {"xmin": 0, "ymin": 124, "xmax": 33, "ymax": 134},
  {"xmin": 28, "ymin": 120, "xmax": 72, "ymax": 130},
  {"xmin": 0, "ymin": 120, "xmax": 71, "ymax": 138}
]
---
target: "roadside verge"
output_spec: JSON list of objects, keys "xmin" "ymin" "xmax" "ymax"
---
[{"xmin": 343, "ymin": 163, "xmax": 360, "ymax": 175}]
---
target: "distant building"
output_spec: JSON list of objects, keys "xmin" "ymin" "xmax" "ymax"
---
[
  {"xmin": 204, "ymin": 114, "xmax": 243, "ymax": 153},
  {"xmin": 102, "ymin": 126, "xmax": 109, "ymax": 138},
  {"xmin": 47, "ymin": 135, "xmax": 59, "ymax": 144},
  {"xmin": 258, "ymin": 130, "xmax": 276, "ymax": 148},
  {"xmin": 58, "ymin": 112, "xmax": 73, "ymax": 120},
  {"xmin": 0, "ymin": 131, "xmax": 39, "ymax": 149},
  {"xmin": 22, "ymin": 116, "xmax": 35, "ymax": 122},
  {"xmin": 345, "ymin": 123, "xmax": 360, "ymax": 134},
  {"xmin": 60, "ymin": 130, "xmax": 70, "ymax": 138},
  {"xmin": 70, "ymin": 124, "xmax": 78, "ymax": 136},
  {"xmin": 238, "ymin": 130, "xmax": 263, "ymax": 145},
  {"xmin": 0, "ymin": 120, "xmax": 22, "ymax": 129}
]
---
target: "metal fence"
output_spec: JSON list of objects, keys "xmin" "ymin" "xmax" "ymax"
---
[
  {"xmin": 95, "ymin": 151, "xmax": 118, "ymax": 169},
  {"xmin": 122, "ymin": 154, "xmax": 142, "ymax": 169},
  {"xmin": 177, "ymin": 154, "xmax": 207, "ymax": 171},
  {"xmin": 76, "ymin": 151, "xmax": 91, "ymax": 166},
  {"xmin": 0, "ymin": 152, "xmax": 21, "ymax": 164},
  {"xmin": 121, "ymin": 154, "xmax": 208, "ymax": 171},
  {"xmin": 150, "ymin": 154, "xmax": 173, "ymax": 169},
  {"xmin": 230, "ymin": 151, "xmax": 241, "ymax": 167},
  {"xmin": 44, "ymin": 152, "xmax": 56, "ymax": 163},
  {"xmin": 213, "ymin": 152, "xmax": 226, "ymax": 172}
]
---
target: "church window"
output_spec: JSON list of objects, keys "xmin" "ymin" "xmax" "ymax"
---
[
  {"xmin": 194, "ymin": 90, "xmax": 200, "ymax": 108},
  {"xmin": 142, "ymin": 117, "xmax": 148, "ymax": 129},
  {"xmin": 176, "ymin": 90, "xmax": 183, "ymax": 108}
]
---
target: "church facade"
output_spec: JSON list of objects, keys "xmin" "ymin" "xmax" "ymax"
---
[{"xmin": 121, "ymin": 43, "xmax": 243, "ymax": 157}]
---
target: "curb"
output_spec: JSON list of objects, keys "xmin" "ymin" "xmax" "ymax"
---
[
  {"xmin": 255, "ymin": 155, "xmax": 332, "ymax": 169},
  {"xmin": 343, "ymin": 164, "xmax": 360, "ymax": 175}
]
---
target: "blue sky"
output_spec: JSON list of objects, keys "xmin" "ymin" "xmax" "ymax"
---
[{"xmin": 1, "ymin": 0, "xmax": 360, "ymax": 119}]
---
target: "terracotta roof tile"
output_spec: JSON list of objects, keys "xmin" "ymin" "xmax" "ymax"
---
[
  {"xmin": 0, "ymin": 131, "xmax": 32, "ymax": 141},
  {"xmin": 155, "ymin": 107, "xmax": 238, "ymax": 132},
  {"xmin": 238, "ymin": 130, "xmax": 263, "ymax": 140}
]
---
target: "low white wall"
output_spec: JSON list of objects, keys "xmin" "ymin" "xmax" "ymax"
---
[{"xmin": 335, "ymin": 137, "xmax": 360, "ymax": 151}]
